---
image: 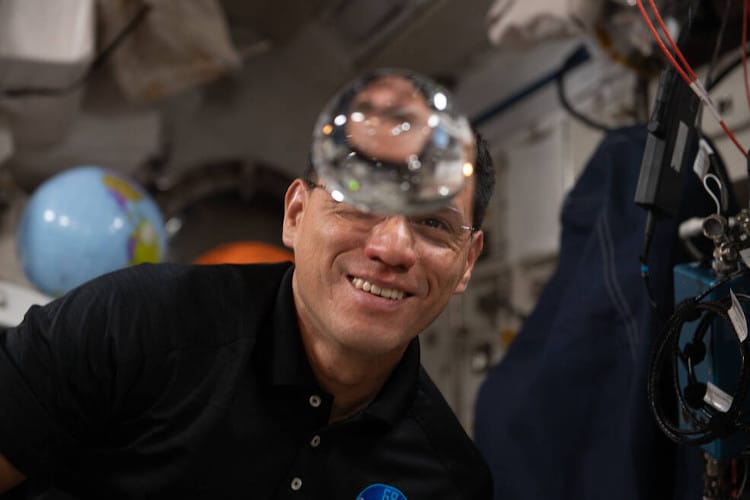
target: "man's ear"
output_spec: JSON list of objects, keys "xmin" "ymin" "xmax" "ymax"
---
[
  {"xmin": 282, "ymin": 179, "xmax": 309, "ymax": 249},
  {"xmin": 454, "ymin": 230, "xmax": 484, "ymax": 294}
]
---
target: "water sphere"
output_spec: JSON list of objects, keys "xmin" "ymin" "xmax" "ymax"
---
[{"xmin": 311, "ymin": 68, "xmax": 475, "ymax": 215}]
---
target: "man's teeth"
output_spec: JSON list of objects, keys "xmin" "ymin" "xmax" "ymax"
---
[{"xmin": 351, "ymin": 277, "xmax": 405, "ymax": 300}]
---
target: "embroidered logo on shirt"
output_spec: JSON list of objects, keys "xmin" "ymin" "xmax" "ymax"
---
[{"xmin": 356, "ymin": 483, "xmax": 407, "ymax": 500}]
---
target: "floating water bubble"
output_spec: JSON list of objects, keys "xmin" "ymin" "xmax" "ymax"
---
[{"xmin": 311, "ymin": 68, "xmax": 475, "ymax": 215}]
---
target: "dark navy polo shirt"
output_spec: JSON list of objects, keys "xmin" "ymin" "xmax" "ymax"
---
[{"xmin": 0, "ymin": 262, "xmax": 491, "ymax": 499}]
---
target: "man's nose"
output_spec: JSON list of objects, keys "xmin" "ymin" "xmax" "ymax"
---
[{"xmin": 363, "ymin": 216, "xmax": 418, "ymax": 270}]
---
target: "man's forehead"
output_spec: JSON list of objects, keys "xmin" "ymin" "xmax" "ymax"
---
[
  {"xmin": 354, "ymin": 77, "xmax": 424, "ymax": 104},
  {"xmin": 306, "ymin": 171, "xmax": 476, "ymax": 217},
  {"xmin": 452, "ymin": 175, "xmax": 475, "ymax": 216}
]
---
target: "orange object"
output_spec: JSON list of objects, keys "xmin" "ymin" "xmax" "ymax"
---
[{"xmin": 194, "ymin": 241, "xmax": 294, "ymax": 265}]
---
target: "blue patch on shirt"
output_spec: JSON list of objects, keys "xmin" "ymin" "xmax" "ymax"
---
[{"xmin": 356, "ymin": 483, "xmax": 407, "ymax": 500}]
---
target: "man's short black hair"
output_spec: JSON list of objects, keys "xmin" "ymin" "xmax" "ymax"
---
[
  {"xmin": 303, "ymin": 130, "xmax": 495, "ymax": 230},
  {"xmin": 471, "ymin": 130, "xmax": 495, "ymax": 230}
]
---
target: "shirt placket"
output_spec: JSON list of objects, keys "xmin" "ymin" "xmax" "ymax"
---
[{"xmin": 276, "ymin": 391, "xmax": 332, "ymax": 499}]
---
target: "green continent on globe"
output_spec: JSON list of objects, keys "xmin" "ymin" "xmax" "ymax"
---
[
  {"xmin": 103, "ymin": 174, "xmax": 143, "ymax": 201},
  {"xmin": 129, "ymin": 219, "xmax": 162, "ymax": 264}
]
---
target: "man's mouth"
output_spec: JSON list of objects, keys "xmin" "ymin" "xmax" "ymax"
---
[{"xmin": 350, "ymin": 277, "xmax": 406, "ymax": 300}]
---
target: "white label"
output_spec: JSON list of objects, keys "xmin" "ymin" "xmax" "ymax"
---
[
  {"xmin": 704, "ymin": 382, "xmax": 733, "ymax": 413},
  {"xmin": 671, "ymin": 121, "xmax": 690, "ymax": 172},
  {"xmin": 728, "ymin": 289, "xmax": 748, "ymax": 342}
]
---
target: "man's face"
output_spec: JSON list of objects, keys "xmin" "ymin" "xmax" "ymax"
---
[
  {"xmin": 282, "ymin": 176, "xmax": 483, "ymax": 358},
  {"xmin": 345, "ymin": 75, "xmax": 433, "ymax": 165}
]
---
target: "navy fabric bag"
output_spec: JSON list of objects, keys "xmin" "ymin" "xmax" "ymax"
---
[{"xmin": 473, "ymin": 125, "xmax": 724, "ymax": 499}]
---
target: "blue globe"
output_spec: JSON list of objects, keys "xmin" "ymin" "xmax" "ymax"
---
[{"xmin": 17, "ymin": 166, "xmax": 168, "ymax": 297}]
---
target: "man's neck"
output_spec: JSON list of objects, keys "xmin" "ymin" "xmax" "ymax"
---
[{"xmin": 300, "ymin": 331, "xmax": 406, "ymax": 423}]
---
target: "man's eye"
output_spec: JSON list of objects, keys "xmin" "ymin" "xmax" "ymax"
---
[
  {"xmin": 352, "ymin": 102, "xmax": 374, "ymax": 114},
  {"xmin": 389, "ymin": 108, "xmax": 416, "ymax": 124},
  {"xmin": 414, "ymin": 217, "xmax": 450, "ymax": 232}
]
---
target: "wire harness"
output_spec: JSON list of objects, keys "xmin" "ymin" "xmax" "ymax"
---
[
  {"xmin": 636, "ymin": 0, "xmax": 748, "ymax": 157},
  {"xmin": 648, "ymin": 268, "xmax": 750, "ymax": 446}
]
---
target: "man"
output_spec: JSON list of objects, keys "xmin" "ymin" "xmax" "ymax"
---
[{"xmin": 0, "ymin": 130, "xmax": 495, "ymax": 498}]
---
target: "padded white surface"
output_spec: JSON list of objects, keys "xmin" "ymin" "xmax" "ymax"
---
[{"xmin": 0, "ymin": 280, "xmax": 51, "ymax": 328}]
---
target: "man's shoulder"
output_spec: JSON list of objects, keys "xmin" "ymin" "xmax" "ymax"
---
[
  {"xmin": 96, "ymin": 261, "xmax": 292, "ymax": 292},
  {"xmin": 72, "ymin": 261, "xmax": 293, "ymax": 309},
  {"xmin": 40, "ymin": 261, "xmax": 295, "ymax": 352},
  {"xmin": 410, "ymin": 367, "xmax": 493, "ymax": 496},
  {"xmin": 411, "ymin": 367, "xmax": 480, "ymax": 450}
]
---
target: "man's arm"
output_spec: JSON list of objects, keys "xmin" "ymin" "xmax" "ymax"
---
[{"xmin": 0, "ymin": 452, "xmax": 25, "ymax": 493}]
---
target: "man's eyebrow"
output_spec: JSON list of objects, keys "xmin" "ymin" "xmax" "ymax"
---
[
  {"xmin": 419, "ymin": 205, "xmax": 467, "ymax": 221},
  {"xmin": 351, "ymin": 100, "xmax": 375, "ymax": 111},
  {"xmin": 439, "ymin": 205, "xmax": 462, "ymax": 215}
]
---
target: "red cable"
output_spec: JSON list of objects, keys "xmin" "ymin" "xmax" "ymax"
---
[
  {"xmin": 636, "ymin": 0, "xmax": 748, "ymax": 157},
  {"xmin": 647, "ymin": 0, "xmax": 698, "ymax": 81},
  {"xmin": 720, "ymin": 116, "xmax": 747, "ymax": 155},
  {"xmin": 636, "ymin": 0, "xmax": 692, "ymax": 85}
]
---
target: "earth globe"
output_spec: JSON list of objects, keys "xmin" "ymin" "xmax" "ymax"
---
[{"xmin": 16, "ymin": 166, "xmax": 168, "ymax": 297}]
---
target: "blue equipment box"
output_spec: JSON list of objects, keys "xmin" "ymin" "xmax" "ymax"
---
[{"xmin": 673, "ymin": 262, "xmax": 750, "ymax": 459}]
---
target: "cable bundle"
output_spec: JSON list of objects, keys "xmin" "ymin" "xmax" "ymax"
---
[
  {"xmin": 635, "ymin": 0, "xmax": 749, "ymax": 158},
  {"xmin": 648, "ymin": 268, "xmax": 750, "ymax": 446}
]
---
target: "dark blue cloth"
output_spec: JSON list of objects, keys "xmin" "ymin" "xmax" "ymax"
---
[{"xmin": 473, "ymin": 125, "xmax": 720, "ymax": 499}]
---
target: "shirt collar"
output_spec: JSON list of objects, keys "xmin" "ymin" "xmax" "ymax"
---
[
  {"xmin": 361, "ymin": 337, "xmax": 420, "ymax": 426},
  {"xmin": 261, "ymin": 264, "xmax": 318, "ymax": 388}
]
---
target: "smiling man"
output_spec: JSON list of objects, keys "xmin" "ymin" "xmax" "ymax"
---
[
  {"xmin": 0, "ymin": 132, "xmax": 495, "ymax": 498},
  {"xmin": 287, "ymin": 167, "xmax": 484, "ymax": 423}
]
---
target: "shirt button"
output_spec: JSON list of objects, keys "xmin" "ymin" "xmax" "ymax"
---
[
  {"xmin": 309, "ymin": 394, "xmax": 322, "ymax": 408},
  {"xmin": 310, "ymin": 435, "xmax": 321, "ymax": 447},
  {"xmin": 291, "ymin": 477, "xmax": 303, "ymax": 491}
]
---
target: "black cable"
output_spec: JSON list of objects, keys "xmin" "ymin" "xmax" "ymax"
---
[
  {"xmin": 650, "ymin": 301, "xmax": 717, "ymax": 444},
  {"xmin": 651, "ymin": 299, "xmax": 743, "ymax": 444},
  {"xmin": 650, "ymin": 270, "xmax": 749, "ymax": 434},
  {"xmin": 720, "ymin": 292, "xmax": 750, "ymax": 433},
  {"xmin": 706, "ymin": 40, "xmax": 750, "ymax": 93},
  {"xmin": 640, "ymin": 209, "xmax": 668, "ymax": 321},
  {"xmin": 696, "ymin": 0, "xmax": 736, "ymax": 140},
  {"xmin": 704, "ymin": 0, "xmax": 735, "ymax": 91},
  {"xmin": 648, "ymin": 269, "xmax": 750, "ymax": 446},
  {"xmin": 737, "ymin": 458, "xmax": 749, "ymax": 498},
  {"xmin": 554, "ymin": 49, "xmax": 615, "ymax": 133},
  {"xmin": 0, "ymin": 4, "xmax": 152, "ymax": 98}
]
